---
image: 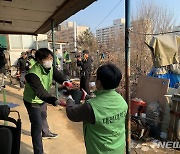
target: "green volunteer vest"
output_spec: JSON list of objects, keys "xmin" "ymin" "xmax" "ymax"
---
[
  {"xmin": 83, "ymin": 89, "xmax": 128, "ymax": 154},
  {"xmin": 23, "ymin": 62, "xmax": 53, "ymax": 104},
  {"xmin": 63, "ymin": 51, "xmax": 71, "ymax": 63},
  {"xmin": 29, "ymin": 58, "xmax": 36, "ymax": 67},
  {"xmin": 56, "ymin": 56, "xmax": 60, "ymax": 65}
]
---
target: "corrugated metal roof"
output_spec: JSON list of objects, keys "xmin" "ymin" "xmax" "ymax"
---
[{"xmin": 0, "ymin": 0, "xmax": 96, "ymax": 35}]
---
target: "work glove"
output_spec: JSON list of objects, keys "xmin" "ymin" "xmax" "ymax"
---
[
  {"xmin": 66, "ymin": 95, "xmax": 74, "ymax": 101},
  {"xmin": 55, "ymin": 99, "xmax": 66, "ymax": 107},
  {"xmin": 63, "ymin": 81, "xmax": 73, "ymax": 88},
  {"xmin": 81, "ymin": 89, "xmax": 87, "ymax": 100}
]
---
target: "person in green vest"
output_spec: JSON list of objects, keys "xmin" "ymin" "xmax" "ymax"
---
[
  {"xmin": 63, "ymin": 49, "xmax": 71, "ymax": 77},
  {"xmin": 23, "ymin": 48, "xmax": 72, "ymax": 154},
  {"xmin": 66, "ymin": 63, "xmax": 128, "ymax": 154}
]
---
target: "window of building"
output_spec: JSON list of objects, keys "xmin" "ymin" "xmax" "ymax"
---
[
  {"xmin": 10, "ymin": 35, "xmax": 23, "ymax": 49},
  {"xmin": 22, "ymin": 35, "xmax": 34, "ymax": 49}
]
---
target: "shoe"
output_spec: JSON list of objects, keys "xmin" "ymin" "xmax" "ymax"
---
[
  {"xmin": 50, "ymin": 132, "xmax": 58, "ymax": 136},
  {"xmin": 18, "ymin": 87, "xmax": 24, "ymax": 91},
  {"xmin": 42, "ymin": 132, "xmax": 58, "ymax": 139}
]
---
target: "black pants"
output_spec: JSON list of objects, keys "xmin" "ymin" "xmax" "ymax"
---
[
  {"xmin": 80, "ymin": 75, "xmax": 90, "ymax": 94},
  {"xmin": 64, "ymin": 62, "xmax": 72, "ymax": 77},
  {"xmin": 24, "ymin": 100, "xmax": 50, "ymax": 154}
]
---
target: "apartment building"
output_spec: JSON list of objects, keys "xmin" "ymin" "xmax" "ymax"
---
[
  {"xmin": 96, "ymin": 18, "xmax": 125, "ymax": 48},
  {"xmin": 171, "ymin": 26, "xmax": 180, "ymax": 35},
  {"xmin": 56, "ymin": 21, "xmax": 89, "ymax": 52}
]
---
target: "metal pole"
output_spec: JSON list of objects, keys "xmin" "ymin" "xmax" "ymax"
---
[
  {"xmin": 3, "ymin": 88, "xmax": 8, "ymax": 126},
  {"xmin": 36, "ymin": 35, "xmax": 38, "ymax": 50},
  {"xmin": 51, "ymin": 19, "xmax": 58, "ymax": 98},
  {"xmin": 125, "ymin": 0, "xmax": 131, "ymax": 154},
  {"xmin": 97, "ymin": 50, "xmax": 99, "ymax": 66},
  {"xmin": 74, "ymin": 22, "xmax": 77, "ymax": 52}
]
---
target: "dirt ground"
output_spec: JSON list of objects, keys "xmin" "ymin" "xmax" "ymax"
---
[
  {"xmin": 1, "ymin": 79, "xmax": 180, "ymax": 154},
  {"xmin": 1, "ymin": 80, "xmax": 85, "ymax": 154}
]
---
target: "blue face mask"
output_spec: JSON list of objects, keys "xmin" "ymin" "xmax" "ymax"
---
[{"xmin": 42, "ymin": 60, "xmax": 53, "ymax": 69}]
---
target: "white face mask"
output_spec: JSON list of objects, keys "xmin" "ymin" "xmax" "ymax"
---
[{"xmin": 42, "ymin": 60, "xmax": 53, "ymax": 69}]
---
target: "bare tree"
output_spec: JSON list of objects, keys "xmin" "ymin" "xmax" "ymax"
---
[
  {"xmin": 135, "ymin": 1, "xmax": 175, "ymax": 34},
  {"xmin": 94, "ymin": 29, "xmax": 126, "ymax": 96},
  {"xmin": 76, "ymin": 29, "xmax": 99, "ymax": 73},
  {"xmin": 129, "ymin": 1, "xmax": 175, "ymax": 97},
  {"xmin": 77, "ymin": 29, "xmax": 98, "ymax": 52}
]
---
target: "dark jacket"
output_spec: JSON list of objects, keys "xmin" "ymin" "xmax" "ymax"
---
[
  {"xmin": 0, "ymin": 51, "xmax": 6, "ymax": 69},
  {"xmin": 17, "ymin": 57, "xmax": 29, "ymax": 72},
  {"xmin": 77, "ymin": 56, "xmax": 93, "ymax": 76},
  {"xmin": 25, "ymin": 66, "xmax": 67, "ymax": 105},
  {"xmin": 0, "ymin": 51, "xmax": 6, "ymax": 73}
]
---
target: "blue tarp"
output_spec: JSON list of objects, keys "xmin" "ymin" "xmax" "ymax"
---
[
  {"xmin": 148, "ymin": 71, "xmax": 180, "ymax": 88},
  {"xmin": 0, "ymin": 102, "xmax": 19, "ymax": 108}
]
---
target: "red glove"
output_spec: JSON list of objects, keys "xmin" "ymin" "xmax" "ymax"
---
[
  {"xmin": 60, "ymin": 100, "xmax": 66, "ymax": 107},
  {"xmin": 63, "ymin": 81, "xmax": 73, "ymax": 88},
  {"xmin": 81, "ymin": 89, "xmax": 87, "ymax": 100},
  {"xmin": 55, "ymin": 100, "xmax": 66, "ymax": 107}
]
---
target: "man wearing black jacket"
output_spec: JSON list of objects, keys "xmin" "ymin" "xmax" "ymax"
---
[
  {"xmin": 17, "ymin": 52, "xmax": 29, "ymax": 89},
  {"xmin": 77, "ymin": 50, "xmax": 93, "ymax": 94},
  {"xmin": 23, "ymin": 48, "xmax": 71, "ymax": 154},
  {"xmin": 0, "ymin": 47, "xmax": 7, "ymax": 74}
]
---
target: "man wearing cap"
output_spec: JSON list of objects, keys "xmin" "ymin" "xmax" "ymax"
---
[
  {"xmin": 17, "ymin": 52, "xmax": 29, "ymax": 89},
  {"xmin": 77, "ymin": 50, "xmax": 93, "ymax": 94}
]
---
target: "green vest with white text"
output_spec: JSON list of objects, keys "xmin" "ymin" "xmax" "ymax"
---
[
  {"xmin": 83, "ymin": 89, "xmax": 128, "ymax": 154},
  {"xmin": 23, "ymin": 62, "xmax": 53, "ymax": 104}
]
